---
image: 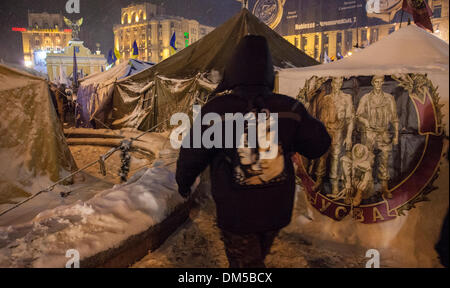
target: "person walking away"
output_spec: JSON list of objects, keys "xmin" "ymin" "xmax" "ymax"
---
[{"xmin": 176, "ymin": 35, "xmax": 331, "ymax": 268}]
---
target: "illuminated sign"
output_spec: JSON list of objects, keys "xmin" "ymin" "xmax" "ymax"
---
[
  {"xmin": 33, "ymin": 50, "xmax": 49, "ymax": 73},
  {"xmin": 184, "ymin": 32, "xmax": 189, "ymax": 48},
  {"xmin": 12, "ymin": 27, "xmax": 72, "ymax": 33},
  {"xmin": 12, "ymin": 27, "xmax": 27, "ymax": 32},
  {"xmin": 260, "ymin": 0, "xmax": 404, "ymax": 35}
]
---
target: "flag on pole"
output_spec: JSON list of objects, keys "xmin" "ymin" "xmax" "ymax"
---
[
  {"xmin": 114, "ymin": 47, "xmax": 121, "ymax": 61},
  {"xmin": 323, "ymin": 51, "xmax": 331, "ymax": 63},
  {"xmin": 73, "ymin": 47, "xmax": 78, "ymax": 88},
  {"xmin": 402, "ymin": 0, "xmax": 433, "ymax": 32},
  {"xmin": 170, "ymin": 32, "xmax": 177, "ymax": 55},
  {"xmin": 107, "ymin": 49, "xmax": 115, "ymax": 65},
  {"xmin": 59, "ymin": 65, "xmax": 68, "ymax": 86},
  {"xmin": 131, "ymin": 40, "xmax": 139, "ymax": 59}
]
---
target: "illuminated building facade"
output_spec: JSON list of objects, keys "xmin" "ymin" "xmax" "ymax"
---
[
  {"xmin": 15, "ymin": 12, "xmax": 72, "ymax": 72},
  {"xmin": 46, "ymin": 40, "xmax": 106, "ymax": 84},
  {"xmin": 252, "ymin": 0, "xmax": 449, "ymax": 62},
  {"xmin": 113, "ymin": 3, "xmax": 214, "ymax": 63}
]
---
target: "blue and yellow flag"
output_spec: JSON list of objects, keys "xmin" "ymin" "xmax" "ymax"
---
[
  {"xmin": 73, "ymin": 48, "xmax": 78, "ymax": 87},
  {"xmin": 131, "ymin": 40, "xmax": 139, "ymax": 59},
  {"xmin": 114, "ymin": 47, "xmax": 121, "ymax": 61},
  {"xmin": 107, "ymin": 49, "xmax": 114, "ymax": 65},
  {"xmin": 170, "ymin": 32, "xmax": 177, "ymax": 55}
]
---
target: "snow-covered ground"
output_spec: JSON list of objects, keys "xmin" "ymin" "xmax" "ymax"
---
[
  {"xmin": 0, "ymin": 150, "xmax": 195, "ymax": 268},
  {"xmin": 0, "ymin": 126, "xmax": 190, "ymax": 268},
  {"xmin": 133, "ymin": 187, "xmax": 370, "ymax": 268},
  {"xmin": 0, "ymin": 141, "xmax": 156, "ymax": 227}
]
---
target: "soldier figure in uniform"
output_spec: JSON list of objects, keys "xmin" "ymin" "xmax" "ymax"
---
[
  {"xmin": 312, "ymin": 77, "xmax": 355, "ymax": 195},
  {"xmin": 340, "ymin": 144, "xmax": 374, "ymax": 206},
  {"xmin": 356, "ymin": 75, "xmax": 399, "ymax": 199}
]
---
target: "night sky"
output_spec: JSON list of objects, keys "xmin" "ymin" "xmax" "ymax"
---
[{"xmin": 0, "ymin": 0, "xmax": 249, "ymax": 65}]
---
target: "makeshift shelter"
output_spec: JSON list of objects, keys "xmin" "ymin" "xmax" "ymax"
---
[
  {"xmin": 109, "ymin": 8, "xmax": 318, "ymax": 131},
  {"xmin": 0, "ymin": 64, "xmax": 77, "ymax": 205},
  {"xmin": 278, "ymin": 25, "xmax": 449, "ymax": 267},
  {"xmin": 76, "ymin": 59, "xmax": 154, "ymax": 128}
]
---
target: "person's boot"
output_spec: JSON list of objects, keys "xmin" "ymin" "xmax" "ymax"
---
[
  {"xmin": 312, "ymin": 177, "xmax": 323, "ymax": 192},
  {"xmin": 343, "ymin": 187, "xmax": 353, "ymax": 204},
  {"xmin": 352, "ymin": 189, "xmax": 363, "ymax": 207},
  {"xmin": 381, "ymin": 181, "xmax": 392, "ymax": 199}
]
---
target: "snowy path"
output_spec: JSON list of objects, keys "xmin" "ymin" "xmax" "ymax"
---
[{"xmin": 133, "ymin": 190, "xmax": 370, "ymax": 268}]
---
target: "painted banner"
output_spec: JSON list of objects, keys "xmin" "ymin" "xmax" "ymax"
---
[{"xmin": 293, "ymin": 74, "xmax": 445, "ymax": 224}]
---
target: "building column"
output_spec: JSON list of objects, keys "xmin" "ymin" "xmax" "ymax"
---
[
  {"xmin": 328, "ymin": 31, "xmax": 337, "ymax": 59},
  {"xmin": 52, "ymin": 65, "xmax": 57, "ymax": 82}
]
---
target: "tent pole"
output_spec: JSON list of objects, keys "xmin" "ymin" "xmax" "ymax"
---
[
  {"xmin": 400, "ymin": 9, "xmax": 405, "ymax": 28},
  {"xmin": 355, "ymin": 0, "xmax": 359, "ymax": 48}
]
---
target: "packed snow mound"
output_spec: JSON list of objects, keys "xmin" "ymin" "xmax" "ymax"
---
[{"xmin": 0, "ymin": 161, "xmax": 196, "ymax": 268}]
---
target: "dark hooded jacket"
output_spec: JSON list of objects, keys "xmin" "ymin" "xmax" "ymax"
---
[{"xmin": 176, "ymin": 35, "xmax": 331, "ymax": 233}]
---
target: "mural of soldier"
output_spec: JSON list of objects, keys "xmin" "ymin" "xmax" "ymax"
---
[
  {"xmin": 311, "ymin": 77, "xmax": 355, "ymax": 195},
  {"xmin": 340, "ymin": 144, "xmax": 375, "ymax": 206},
  {"xmin": 356, "ymin": 75, "xmax": 399, "ymax": 199},
  {"xmin": 295, "ymin": 73, "xmax": 445, "ymax": 224}
]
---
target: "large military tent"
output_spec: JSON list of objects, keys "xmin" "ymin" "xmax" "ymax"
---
[
  {"xmin": 0, "ymin": 64, "xmax": 77, "ymax": 205},
  {"xmin": 77, "ymin": 59, "xmax": 154, "ymax": 128},
  {"xmin": 107, "ymin": 8, "xmax": 318, "ymax": 131},
  {"xmin": 278, "ymin": 25, "xmax": 449, "ymax": 267}
]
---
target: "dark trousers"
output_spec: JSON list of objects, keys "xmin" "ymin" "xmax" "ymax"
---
[{"xmin": 221, "ymin": 229, "xmax": 279, "ymax": 268}]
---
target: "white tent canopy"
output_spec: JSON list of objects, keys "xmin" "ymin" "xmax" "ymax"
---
[{"xmin": 278, "ymin": 25, "xmax": 449, "ymax": 134}]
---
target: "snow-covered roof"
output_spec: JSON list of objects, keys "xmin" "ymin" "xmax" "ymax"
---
[
  {"xmin": 80, "ymin": 59, "xmax": 154, "ymax": 87},
  {"xmin": 280, "ymin": 25, "xmax": 449, "ymax": 80}
]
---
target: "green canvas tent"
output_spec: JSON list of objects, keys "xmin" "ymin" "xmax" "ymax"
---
[
  {"xmin": 0, "ymin": 64, "xmax": 77, "ymax": 205},
  {"xmin": 111, "ymin": 9, "xmax": 319, "ymax": 131}
]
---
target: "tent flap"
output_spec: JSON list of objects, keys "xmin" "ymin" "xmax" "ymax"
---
[
  {"xmin": 0, "ymin": 64, "xmax": 77, "ymax": 204},
  {"xmin": 113, "ymin": 9, "xmax": 318, "ymax": 131}
]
